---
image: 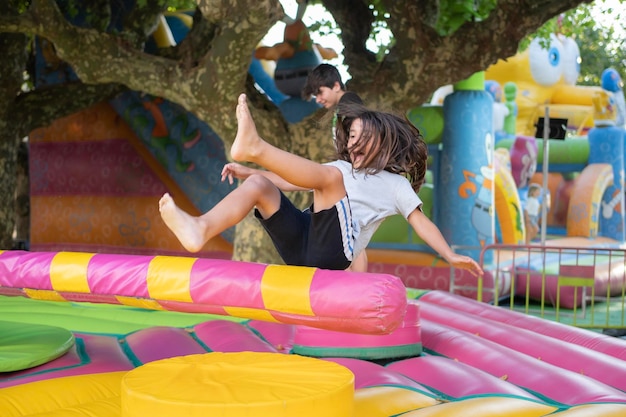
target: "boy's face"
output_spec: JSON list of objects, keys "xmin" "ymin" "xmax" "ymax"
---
[{"xmin": 314, "ymin": 82, "xmax": 343, "ymax": 109}]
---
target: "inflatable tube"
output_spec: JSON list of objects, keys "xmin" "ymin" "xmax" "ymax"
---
[
  {"xmin": 420, "ymin": 320, "xmax": 626, "ymax": 405},
  {"xmin": 566, "ymin": 163, "xmax": 614, "ymax": 237},
  {"xmin": 123, "ymin": 327, "xmax": 208, "ymax": 364},
  {"xmin": 418, "ymin": 290, "xmax": 626, "ymax": 361},
  {"xmin": 193, "ymin": 320, "xmax": 278, "ymax": 353},
  {"xmin": 326, "ymin": 357, "xmax": 435, "ymax": 393},
  {"xmin": 353, "ymin": 386, "xmax": 439, "ymax": 417},
  {"xmin": 395, "ymin": 396, "xmax": 556, "ymax": 417},
  {"xmin": 496, "ymin": 137, "xmax": 589, "ymax": 172},
  {"xmin": 292, "ymin": 303, "xmax": 421, "ymax": 360},
  {"xmin": 0, "ymin": 251, "xmax": 407, "ymax": 335},
  {"xmin": 418, "ymin": 301, "xmax": 626, "ymax": 391},
  {"xmin": 549, "ymin": 404, "xmax": 626, "ymax": 417},
  {"xmin": 387, "ymin": 355, "xmax": 541, "ymax": 400}
]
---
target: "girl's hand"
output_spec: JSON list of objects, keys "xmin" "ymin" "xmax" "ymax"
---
[
  {"xmin": 448, "ymin": 254, "xmax": 484, "ymax": 277},
  {"xmin": 221, "ymin": 163, "xmax": 253, "ymax": 184}
]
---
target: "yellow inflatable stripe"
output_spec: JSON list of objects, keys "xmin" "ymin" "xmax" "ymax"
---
[
  {"xmin": 400, "ymin": 396, "xmax": 556, "ymax": 416},
  {"xmin": 261, "ymin": 265, "xmax": 315, "ymax": 316},
  {"xmin": 354, "ymin": 386, "xmax": 439, "ymax": 417},
  {"xmin": 23, "ymin": 288, "xmax": 67, "ymax": 302},
  {"xmin": 549, "ymin": 403, "xmax": 626, "ymax": 416},
  {"xmin": 50, "ymin": 252, "xmax": 94, "ymax": 293},
  {"xmin": 224, "ymin": 306, "xmax": 280, "ymax": 322},
  {"xmin": 116, "ymin": 296, "xmax": 165, "ymax": 310},
  {"xmin": 146, "ymin": 256, "xmax": 194, "ymax": 303}
]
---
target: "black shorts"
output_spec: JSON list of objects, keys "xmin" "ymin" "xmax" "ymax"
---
[{"xmin": 255, "ymin": 192, "xmax": 354, "ymax": 270}]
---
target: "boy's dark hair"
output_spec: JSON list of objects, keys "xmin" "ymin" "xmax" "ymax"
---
[
  {"xmin": 301, "ymin": 63, "xmax": 345, "ymax": 100},
  {"xmin": 334, "ymin": 102, "xmax": 428, "ymax": 193}
]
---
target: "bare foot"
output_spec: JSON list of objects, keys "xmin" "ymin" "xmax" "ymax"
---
[
  {"xmin": 159, "ymin": 193, "xmax": 206, "ymax": 253},
  {"xmin": 231, "ymin": 94, "xmax": 264, "ymax": 162}
]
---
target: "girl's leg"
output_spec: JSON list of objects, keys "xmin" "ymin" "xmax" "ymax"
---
[
  {"xmin": 231, "ymin": 94, "xmax": 345, "ymax": 212},
  {"xmin": 159, "ymin": 175, "xmax": 282, "ymax": 252}
]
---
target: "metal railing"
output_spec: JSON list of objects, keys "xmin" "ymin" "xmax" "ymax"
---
[{"xmin": 451, "ymin": 243, "xmax": 626, "ymax": 330}]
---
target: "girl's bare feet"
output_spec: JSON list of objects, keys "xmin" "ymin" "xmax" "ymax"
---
[
  {"xmin": 230, "ymin": 94, "xmax": 264, "ymax": 162},
  {"xmin": 159, "ymin": 193, "xmax": 206, "ymax": 253}
]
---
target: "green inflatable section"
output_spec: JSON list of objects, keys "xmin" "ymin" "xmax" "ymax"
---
[
  {"xmin": 453, "ymin": 71, "xmax": 485, "ymax": 91},
  {"xmin": 496, "ymin": 137, "xmax": 590, "ymax": 165},
  {"xmin": 406, "ymin": 106, "xmax": 444, "ymax": 144},
  {"xmin": 0, "ymin": 296, "xmax": 243, "ymax": 335},
  {"xmin": 0, "ymin": 320, "xmax": 75, "ymax": 372}
]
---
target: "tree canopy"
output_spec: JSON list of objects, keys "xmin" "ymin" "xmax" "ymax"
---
[{"xmin": 0, "ymin": 0, "xmax": 609, "ymax": 262}]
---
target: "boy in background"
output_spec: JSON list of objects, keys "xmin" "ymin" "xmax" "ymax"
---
[{"xmin": 302, "ymin": 64, "xmax": 363, "ymax": 140}]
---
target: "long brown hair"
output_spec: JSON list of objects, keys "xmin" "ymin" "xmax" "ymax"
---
[{"xmin": 334, "ymin": 102, "xmax": 428, "ymax": 193}]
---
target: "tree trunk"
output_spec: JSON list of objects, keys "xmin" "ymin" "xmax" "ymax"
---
[{"xmin": 0, "ymin": 4, "xmax": 29, "ymax": 249}]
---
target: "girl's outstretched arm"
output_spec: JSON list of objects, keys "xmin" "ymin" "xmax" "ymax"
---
[
  {"xmin": 221, "ymin": 162, "xmax": 308, "ymax": 192},
  {"xmin": 407, "ymin": 208, "xmax": 484, "ymax": 277}
]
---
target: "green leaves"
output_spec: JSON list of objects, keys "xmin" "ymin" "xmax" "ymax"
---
[{"xmin": 434, "ymin": 0, "xmax": 497, "ymax": 36}]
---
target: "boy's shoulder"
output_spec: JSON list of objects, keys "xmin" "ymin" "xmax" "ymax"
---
[{"xmin": 339, "ymin": 91, "xmax": 363, "ymax": 106}]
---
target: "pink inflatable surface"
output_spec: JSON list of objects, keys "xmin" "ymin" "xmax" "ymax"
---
[{"xmin": 2, "ymin": 251, "xmax": 626, "ymax": 417}]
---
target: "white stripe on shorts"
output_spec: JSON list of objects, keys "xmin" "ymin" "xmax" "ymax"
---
[{"xmin": 335, "ymin": 195, "xmax": 355, "ymax": 262}]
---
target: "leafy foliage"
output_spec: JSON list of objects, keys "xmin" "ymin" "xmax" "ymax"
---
[{"xmin": 435, "ymin": 0, "xmax": 497, "ymax": 36}]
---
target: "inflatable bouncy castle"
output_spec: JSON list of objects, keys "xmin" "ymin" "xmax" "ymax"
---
[{"xmin": 486, "ymin": 33, "xmax": 602, "ymax": 138}]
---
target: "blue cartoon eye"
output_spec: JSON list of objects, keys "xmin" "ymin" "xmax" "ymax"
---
[
  {"xmin": 548, "ymin": 46, "xmax": 560, "ymax": 66},
  {"xmin": 528, "ymin": 34, "xmax": 564, "ymax": 86}
]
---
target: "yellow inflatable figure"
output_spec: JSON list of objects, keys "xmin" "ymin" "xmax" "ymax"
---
[
  {"xmin": 592, "ymin": 90, "xmax": 618, "ymax": 126},
  {"xmin": 486, "ymin": 34, "xmax": 602, "ymax": 137}
]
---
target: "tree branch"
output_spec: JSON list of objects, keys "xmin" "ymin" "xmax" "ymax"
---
[
  {"xmin": 12, "ymin": 82, "xmax": 127, "ymax": 137},
  {"xmin": 345, "ymin": 0, "xmax": 591, "ymax": 109}
]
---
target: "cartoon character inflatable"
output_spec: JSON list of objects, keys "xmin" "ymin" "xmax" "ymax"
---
[
  {"xmin": 486, "ymin": 34, "xmax": 602, "ymax": 137},
  {"xmin": 601, "ymin": 68, "xmax": 626, "ymax": 129}
]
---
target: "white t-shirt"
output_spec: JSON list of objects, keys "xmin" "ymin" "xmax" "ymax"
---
[
  {"xmin": 526, "ymin": 197, "xmax": 540, "ymax": 217},
  {"xmin": 325, "ymin": 160, "xmax": 423, "ymax": 258}
]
